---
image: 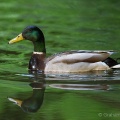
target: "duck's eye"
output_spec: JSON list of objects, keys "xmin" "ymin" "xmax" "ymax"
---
[{"xmin": 29, "ymin": 29, "xmax": 32, "ymax": 32}]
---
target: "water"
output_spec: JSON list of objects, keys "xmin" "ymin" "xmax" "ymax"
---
[
  {"xmin": 0, "ymin": 0, "xmax": 120, "ymax": 120},
  {"xmin": 0, "ymin": 70, "xmax": 120, "ymax": 120}
]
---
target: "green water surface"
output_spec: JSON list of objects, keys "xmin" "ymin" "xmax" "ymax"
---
[{"xmin": 0, "ymin": 0, "xmax": 120, "ymax": 120}]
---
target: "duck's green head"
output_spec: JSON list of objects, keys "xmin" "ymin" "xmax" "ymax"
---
[{"xmin": 9, "ymin": 26, "xmax": 46, "ymax": 52}]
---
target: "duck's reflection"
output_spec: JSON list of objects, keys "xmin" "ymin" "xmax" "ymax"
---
[
  {"xmin": 8, "ymin": 70, "xmax": 113, "ymax": 113},
  {"xmin": 8, "ymin": 71, "xmax": 45, "ymax": 113}
]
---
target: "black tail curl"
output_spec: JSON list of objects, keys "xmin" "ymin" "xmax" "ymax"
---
[{"xmin": 103, "ymin": 57, "xmax": 119, "ymax": 67}]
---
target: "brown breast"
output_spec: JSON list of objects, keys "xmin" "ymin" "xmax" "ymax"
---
[{"xmin": 29, "ymin": 53, "xmax": 46, "ymax": 71}]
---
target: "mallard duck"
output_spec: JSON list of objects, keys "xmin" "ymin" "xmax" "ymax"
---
[{"xmin": 8, "ymin": 26, "xmax": 120, "ymax": 73}]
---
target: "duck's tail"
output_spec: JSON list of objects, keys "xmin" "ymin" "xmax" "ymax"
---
[
  {"xmin": 103, "ymin": 57, "xmax": 120, "ymax": 69},
  {"xmin": 111, "ymin": 64, "xmax": 120, "ymax": 69}
]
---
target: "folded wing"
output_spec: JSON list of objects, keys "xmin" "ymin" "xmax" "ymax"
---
[{"xmin": 47, "ymin": 50, "xmax": 115, "ymax": 64}]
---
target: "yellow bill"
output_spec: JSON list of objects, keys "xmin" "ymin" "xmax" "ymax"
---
[
  {"xmin": 9, "ymin": 33, "xmax": 24, "ymax": 44},
  {"xmin": 8, "ymin": 97, "xmax": 23, "ymax": 107}
]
